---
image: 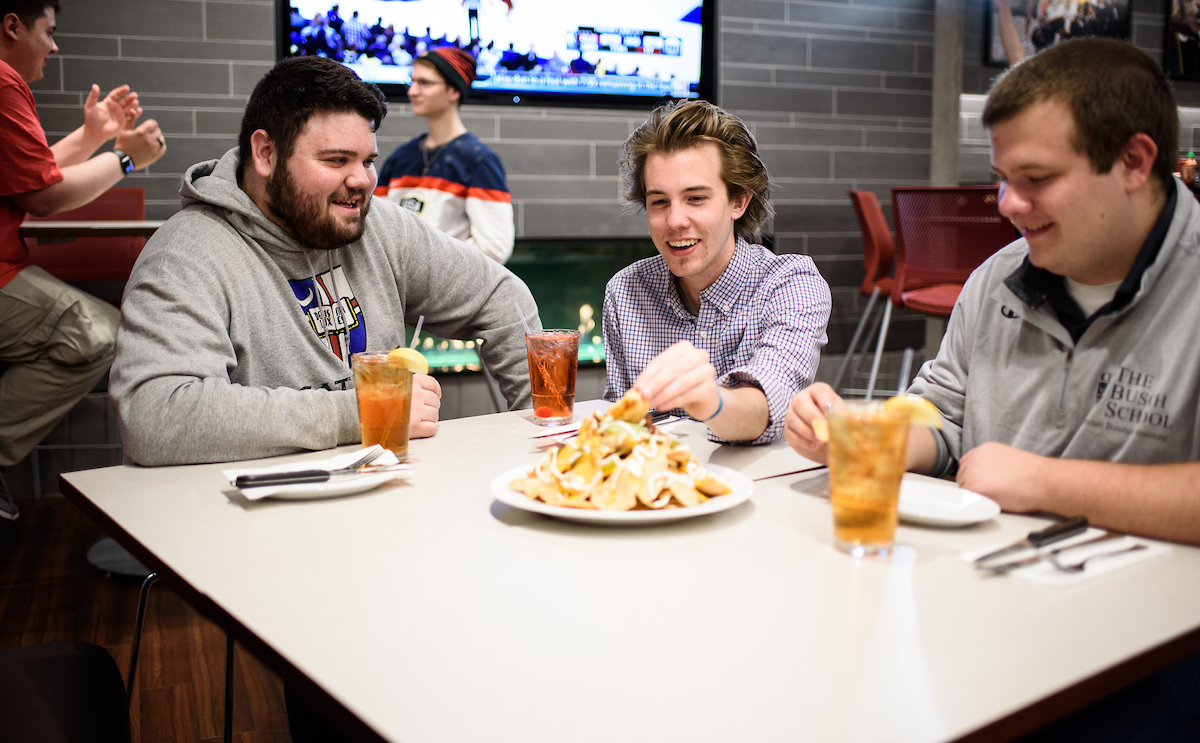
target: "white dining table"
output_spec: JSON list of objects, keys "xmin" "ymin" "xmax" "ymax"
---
[{"xmin": 60, "ymin": 403, "xmax": 1200, "ymax": 743}]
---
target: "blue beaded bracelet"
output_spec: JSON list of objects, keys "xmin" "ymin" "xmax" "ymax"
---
[{"xmin": 695, "ymin": 389, "xmax": 724, "ymax": 423}]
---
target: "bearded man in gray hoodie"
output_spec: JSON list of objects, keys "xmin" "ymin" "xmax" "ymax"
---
[{"xmin": 110, "ymin": 56, "xmax": 540, "ymax": 466}]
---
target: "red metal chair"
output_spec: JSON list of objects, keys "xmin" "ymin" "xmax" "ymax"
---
[
  {"xmin": 833, "ymin": 190, "xmax": 911, "ymax": 398},
  {"xmin": 886, "ymin": 186, "xmax": 1015, "ymax": 384},
  {"xmin": 890, "ymin": 186, "xmax": 1013, "ymax": 314}
]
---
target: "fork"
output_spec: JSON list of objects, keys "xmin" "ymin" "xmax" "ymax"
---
[
  {"xmin": 234, "ymin": 446, "xmax": 387, "ymax": 488},
  {"xmin": 1048, "ymin": 543, "xmax": 1148, "ymax": 573}
]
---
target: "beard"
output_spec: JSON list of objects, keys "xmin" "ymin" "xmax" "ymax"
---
[{"xmin": 265, "ymin": 162, "xmax": 371, "ymax": 250}]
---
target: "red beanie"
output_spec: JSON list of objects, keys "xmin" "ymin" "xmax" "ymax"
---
[{"xmin": 419, "ymin": 47, "xmax": 478, "ymax": 98}]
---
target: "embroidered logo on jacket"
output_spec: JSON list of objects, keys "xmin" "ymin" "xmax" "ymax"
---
[
  {"xmin": 289, "ymin": 265, "xmax": 367, "ymax": 361},
  {"xmin": 399, "ymin": 196, "xmax": 425, "ymax": 214},
  {"xmin": 1090, "ymin": 365, "xmax": 1172, "ymax": 441}
]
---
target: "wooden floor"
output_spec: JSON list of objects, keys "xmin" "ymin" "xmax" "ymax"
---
[{"xmin": 0, "ymin": 497, "xmax": 292, "ymax": 743}]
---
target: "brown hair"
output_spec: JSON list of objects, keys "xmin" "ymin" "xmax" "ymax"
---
[
  {"xmin": 982, "ymin": 38, "xmax": 1178, "ymax": 191},
  {"xmin": 1, "ymin": 0, "xmax": 59, "ymax": 27},
  {"xmin": 620, "ymin": 99, "xmax": 773, "ymax": 242},
  {"xmin": 239, "ymin": 56, "xmax": 387, "ymax": 175}
]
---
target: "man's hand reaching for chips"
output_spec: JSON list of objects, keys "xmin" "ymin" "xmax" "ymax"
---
[
  {"xmin": 633, "ymin": 341, "xmax": 769, "ymax": 442},
  {"xmin": 633, "ymin": 340, "xmax": 720, "ymax": 421}
]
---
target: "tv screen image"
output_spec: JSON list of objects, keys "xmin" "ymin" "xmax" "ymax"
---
[
  {"xmin": 281, "ymin": 0, "xmax": 713, "ymax": 107},
  {"xmin": 984, "ymin": 0, "xmax": 1130, "ymax": 67}
]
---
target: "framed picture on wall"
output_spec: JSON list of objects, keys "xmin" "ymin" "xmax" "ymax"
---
[
  {"xmin": 986, "ymin": 0, "xmax": 1131, "ymax": 68},
  {"xmin": 1166, "ymin": 0, "xmax": 1200, "ymax": 80}
]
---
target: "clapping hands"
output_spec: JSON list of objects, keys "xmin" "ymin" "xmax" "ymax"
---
[{"xmin": 82, "ymin": 84, "xmax": 141, "ymax": 143}]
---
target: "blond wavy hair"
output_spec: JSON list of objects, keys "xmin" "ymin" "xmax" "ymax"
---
[{"xmin": 620, "ymin": 99, "xmax": 773, "ymax": 242}]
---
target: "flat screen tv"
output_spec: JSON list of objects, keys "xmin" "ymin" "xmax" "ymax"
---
[{"xmin": 278, "ymin": 0, "xmax": 716, "ymax": 108}]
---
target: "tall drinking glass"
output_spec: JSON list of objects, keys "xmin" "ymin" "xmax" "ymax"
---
[
  {"xmin": 525, "ymin": 329, "xmax": 579, "ymax": 426},
  {"xmin": 827, "ymin": 401, "xmax": 910, "ymax": 556},
  {"xmin": 352, "ymin": 351, "xmax": 414, "ymax": 462}
]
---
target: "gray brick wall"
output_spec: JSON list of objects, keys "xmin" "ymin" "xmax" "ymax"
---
[{"xmin": 33, "ymin": 0, "xmax": 935, "ymax": 360}]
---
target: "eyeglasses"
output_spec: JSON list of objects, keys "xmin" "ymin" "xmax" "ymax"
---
[{"xmin": 408, "ymin": 77, "xmax": 446, "ymax": 89}]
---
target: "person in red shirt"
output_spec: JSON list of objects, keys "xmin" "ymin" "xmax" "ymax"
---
[{"xmin": 0, "ymin": 0, "xmax": 166, "ymax": 519}]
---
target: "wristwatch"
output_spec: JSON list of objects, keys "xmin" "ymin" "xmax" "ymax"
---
[{"xmin": 113, "ymin": 149, "xmax": 135, "ymax": 174}]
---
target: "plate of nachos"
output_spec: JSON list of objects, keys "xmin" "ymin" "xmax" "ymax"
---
[{"xmin": 493, "ymin": 391, "xmax": 754, "ymax": 525}]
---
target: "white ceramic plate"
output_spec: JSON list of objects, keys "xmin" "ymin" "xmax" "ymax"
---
[
  {"xmin": 898, "ymin": 474, "xmax": 1000, "ymax": 527},
  {"xmin": 491, "ymin": 463, "xmax": 753, "ymax": 525}
]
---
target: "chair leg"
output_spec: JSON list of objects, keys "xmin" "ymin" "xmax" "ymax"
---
[
  {"xmin": 480, "ymin": 360, "xmax": 505, "ymax": 414},
  {"xmin": 865, "ymin": 301, "xmax": 893, "ymax": 401},
  {"xmin": 30, "ymin": 447, "xmax": 41, "ymax": 499},
  {"xmin": 832, "ymin": 288, "xmax": 879, "ymax": 392},
  {"xmin": 224, "ymin": 632, "xmax": 234, "ymax": 743},
  {"xmin": 127, "ymin": 571, "xmax": 159, "ymax": 707},
  {"xmin": 897, "ymin": 348, "xmax": 915, "ymax": 395}
]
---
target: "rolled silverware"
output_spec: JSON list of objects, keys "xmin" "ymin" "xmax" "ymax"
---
[
  {"xmin": 974, "ymin": 516, "xmax": 1089, "ymax": 568},
  {"xmin": 979, "ymin": 531, "xmax": 1126, "ymax": 573},
  {"xmin": 234, "ymin": 463, "xmax": 410, "ymax": 488}
]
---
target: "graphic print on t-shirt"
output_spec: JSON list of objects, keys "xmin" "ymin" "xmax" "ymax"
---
[{"xmin": 288, "ymin": 265, "xmax": 366, "ymax": 361}]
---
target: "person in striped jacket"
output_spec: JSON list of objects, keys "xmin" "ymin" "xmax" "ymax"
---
[{"xmin": 377, "ymin": 46, "xmax": 514, "ymax": 263}]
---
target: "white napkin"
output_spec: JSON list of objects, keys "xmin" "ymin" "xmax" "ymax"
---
[
  {"xmin": 222, "ymin": 448, "xmax": 405, "ymax": 501},
  {"xmin": 959, "ymin": 528, "xmax": 1169, "ymax": 587}
]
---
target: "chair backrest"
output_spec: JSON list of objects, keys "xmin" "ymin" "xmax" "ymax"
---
[
  {"xmin": 890, "ymin": 186, "xmax": 1015, "ymax": 305},
  {"xmin": 847, "ymin": 190, "xmax": 893, "ymax": 297},
  {"xmin": 23, "ymin": 187, "xmax": 146, "ymax": 285}
]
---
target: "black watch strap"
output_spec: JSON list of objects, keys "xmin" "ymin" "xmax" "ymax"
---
[{"xmin": 113, "ymin": 149, "xmax": 135, "ymax": 174}]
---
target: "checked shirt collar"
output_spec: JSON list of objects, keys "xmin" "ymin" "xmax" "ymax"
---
[{"xmin": 662, "ymin": 236, "xmax": 753, "ymax": 322}]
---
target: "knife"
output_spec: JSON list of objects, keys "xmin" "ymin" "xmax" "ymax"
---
[
  {"xmin": 978, "ymin": 529, "xmax": 1120, "ymax": 573},
  {"xmin": 973, "ymin": 516, "xmax": 1089, "ymax": 568},
  {"xmin": 234, "ymin": 464, "xmax": 411, "ymax": 488}
]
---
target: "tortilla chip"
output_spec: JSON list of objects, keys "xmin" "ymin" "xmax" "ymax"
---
[
  {"xmin": 593, "ymin": 468, "xmax": 637, "ymax": 511},
  {"xmin": 669, "ymin": 481, "xmax": 703, "ymax": 507},
  {"xmin": 695, "ymin": 474, "xmax": 731, "ymax": 496},
  {"xmin": 637, "ymin": 454, "xmax": 670, "ymax": 507},
  {"xmin": 609, "ymin": 389, "xmax": 650, "ymax": 424}
]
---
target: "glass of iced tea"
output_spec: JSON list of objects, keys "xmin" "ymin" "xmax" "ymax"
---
[
  {"xmin": 352, "ymin": 351, "xmax": 414, "ymax": 462},
  {"xmin": 826, "ymin": 401, "xmax": 910, "ymax": 556},
  {"xmin": 525, "ymin": 329, "xmax": 579, "ymax": 426}
]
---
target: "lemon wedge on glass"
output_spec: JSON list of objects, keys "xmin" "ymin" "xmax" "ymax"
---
[
  {"xmin": 387, "ymin": 347, "xmax": 429, "ymax": 375},
  {"xmin": 883, "ymin": 394, "xmax": 943, "ymax": 428}
]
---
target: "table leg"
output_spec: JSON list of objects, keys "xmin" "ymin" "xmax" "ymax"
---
[{"xmin": 224, "ymin": 633, "xmax": 232, "ymax": 743}]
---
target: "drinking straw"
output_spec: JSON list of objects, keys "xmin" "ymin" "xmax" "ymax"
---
[
  {"xmin": 513, "ymin": 301, "xmax": 532, "ymax": 335},
  {"xmin": 515, "ymin": 302, "xmax": 567, "ymax": 413},
  {"xmin": 381, "ymin": 315, "xmax": 425, "ymax": 452},
  {"xmin": 410, "ymin": 315, "xmax": 425, "ymax": 349},
  {"xmin": 379, "ymin": 365, "xmax": 411, "ymax": 454}
]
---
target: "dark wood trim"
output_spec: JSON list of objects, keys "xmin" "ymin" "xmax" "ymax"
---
[
  {"xmin": 59, "ymin": 476, "xmax": 389, "ymax": 743},
  {"xmin": 19, "ymin": 220, "xmax": 165, "ymax": 238}
]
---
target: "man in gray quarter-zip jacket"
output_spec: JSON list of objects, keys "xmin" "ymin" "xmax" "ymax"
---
[
  {"xmin": 785, "ymin": 38, "xmax": 1200, "ymax": 547},
  {"xmin": 109, "ymin": 56, "xmax": 539, "ymax": 467}
]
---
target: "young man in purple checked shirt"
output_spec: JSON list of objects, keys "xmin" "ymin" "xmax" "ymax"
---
[{"xmin": 603, "ymin": 99, "xmax": 831, "ymax": 444}]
